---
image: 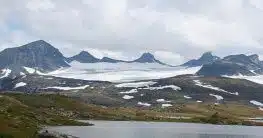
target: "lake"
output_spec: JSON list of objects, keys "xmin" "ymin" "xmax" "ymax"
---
[{"xmin": 47, "ymin": 120, "xmax": 263, "ymax": 138}]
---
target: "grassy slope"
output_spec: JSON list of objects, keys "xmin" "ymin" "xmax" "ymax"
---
[{"xmin": 1, "ymin": 93, "xmax": 263, "ymax": 138}]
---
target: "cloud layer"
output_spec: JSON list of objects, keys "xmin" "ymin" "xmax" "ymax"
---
[{"xmin": 1, "ymin": 0, "xmax": 263, "ymax": 65}]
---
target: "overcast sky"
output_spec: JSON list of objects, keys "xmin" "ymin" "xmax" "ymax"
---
[{"xmin": 1, "ymin": 0, "xmax": 263, "ymax": 65}]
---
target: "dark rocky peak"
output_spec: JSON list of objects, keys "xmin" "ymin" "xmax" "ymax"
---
[
  {"xmin": 67, "ymin": 51, "xmax": 99, "ymax": 63},
  {"xmin": 182, "ymin": 52, "xmax": 220, "ymax": 67},
  {"xmin": 199, "ymin": 52, "xmax": 220, "ymax": 62},
  {"xmin": 133, "ymin": 52, "xmax": 156, "ymax": 63},
  {"xmin": 0, "ymin": 40, "xmax": 70, "ymax": 75}
]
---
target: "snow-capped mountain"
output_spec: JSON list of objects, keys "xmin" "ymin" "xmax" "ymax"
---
[
  {"xmin": 197, "ymin": 54, "xmax": 263, "ymax": 76},
  {"xmin": 0, "ymin": 40, "xmax": 69, "ymax": 77}
]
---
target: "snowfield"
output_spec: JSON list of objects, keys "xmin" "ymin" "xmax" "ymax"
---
[
  {"xmin": 46, "ymin": 62, "xmax": 201, "ymax": 82},
  {"xmin": 194, "ymin": 80, "xmax": 239, "ymax": 95},
  {"xmin": 44, "ymin": 85, "xmax": 90, "ymax": 90},
  {"xmin": 14, "ymin": 82, "xmax": 27, "ymax": 88}
]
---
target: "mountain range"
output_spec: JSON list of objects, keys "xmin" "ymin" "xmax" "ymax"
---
[{"xmin": 0, "ymin": 40, "xmax": 263, "ymax": 78}]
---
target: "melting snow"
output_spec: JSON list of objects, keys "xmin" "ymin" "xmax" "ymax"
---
[
  {"xmin": 138, "ymin": 102, "xmax": 151, "ymax": 107},
  {"xmin": 44, "ymin": 85, "xmax": 89, "ymax": 90},
  {"xmin": 209, "ymin": 94, "xmax": 224, "ymax": 100},
  {"xmin": 162, "ymin": 104, "xmax": 173, "ymax": 108},
  {"xmin": 14, "ymin": 82, "xmax": 27, "ymax": 88},
  {"xmin": 115, "ymin": 81, "xmax": 156, "ymax": 88},
  {"xmin": 250, "ymin": 100, "xmax": 263, "ymax": 107},
  {"xmin": 119, "ymin": 89, "xmax": 138, "ymax": 94},
  {"xmin": 196, "ymin": 100, "xmax": 203, "ymax": 103},
  {"xmin": 184, "ymin": 95, "xmax": 192, "ymax": 99},
  {"xmin": 0, "ymin": 69, "xmax": 11, "ymax": 79},
  {"xmin": 122, "ymin": 95, "xmax": 134, "ymax": 100},
  {"xmin": 143, "ymin": 85, "xmax": 181, "ymax": 91},
  {"xmin": 194, "ymin": 80, "xmax": 239, "ymax": 95}
]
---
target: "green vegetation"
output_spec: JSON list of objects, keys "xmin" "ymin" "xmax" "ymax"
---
[{"xmin": 1, "ymin": 93, "xmax": 263, "ymax": 138}]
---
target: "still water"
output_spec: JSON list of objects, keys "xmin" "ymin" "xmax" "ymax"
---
[{"xmin": 48, "ymin": 120, "xmax": 263, "ymax": 138}]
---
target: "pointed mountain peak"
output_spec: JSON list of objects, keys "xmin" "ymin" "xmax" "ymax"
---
[
  {"xmin": 199, "ymin": 52, "xmax": 220, "ymax": 61},
  {"xmin": 133, "ymin": 52, "xmax": 156, "ymax": 63},
  {"xmin": 67, "ymin": 51, "xmax": 99, "ymax": 63},
  {"xmin": 78, "ymin": 51, "xmax": 93, "ymax": 56},
  {"xmin": 26, "ymin": 40, "xmax": 51, "ymax": 46},
  {"xmin": 182, "ymin": 51, "xmax": 220, "ymax": 67}
]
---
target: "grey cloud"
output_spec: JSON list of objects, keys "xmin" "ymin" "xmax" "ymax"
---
[{"xmin": 1, "ymin": 0, "xmax": 263, "ymax": 65}]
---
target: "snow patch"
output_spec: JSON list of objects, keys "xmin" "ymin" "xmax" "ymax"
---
[
  {"xmin": 143, "ymin": 85, "xmax": 181, "ymax": 91},
  {"xmin": 119, "ymin": 89, "xmax": 138, "ymax": 94},
  {"xmin": 14, "ymin": 82, "xmax": 27, "ymax": 88},
  {"xmin": 162, "ymin": 104, "xmax": 173, "ymax": 108},
  {"xmin": 196, "ymin": 100, "xmax": 203, "ymax": 103},
  {"xmin": 23, "ymin": 67, "xmax": 45, "ymax": 75},
  {"xmin": 0, "ymin": 69, "xmax": 12, "ymax": 79},
  {"xmin": 44, "ymin": 85, "xmax": 89, "ymax": 90},
  {"xmin": 194, "ymin": 80, "xmax": 239, "ymax": 95},
  {"xmin": 20, "ymin": 72, "xmax": 25, "ymax": 76},
  {"xmin": 122, "ymin": 95, "xmax": 134, "ymax": 100},
  {"xmin": 156, "ymin": 99, "xmax": 171, "ymax": 103},
  {"xmin": 115, "ymin": 81, "xmax": 156, "ymax": 88},
  {"xmin": 250, "ymin": 100, "xmax": 263, "ymax": 107},
  {"xmin": 184, "ymin": 95, "xmax": 192, "ymax": 99},
  {"xmin": 209, "ymin": 94, "xmax": 224, "ymax": 100},
  {"xmin": 137, "ymin": 102, "xmax": 151, "ymax": 107}
]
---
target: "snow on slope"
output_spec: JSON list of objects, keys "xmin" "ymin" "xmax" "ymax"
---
[
  {"xmin": 194, "ymin": 80, "xmax": 239, "ymax": 95},
  {"xmin": 46, "ymin": 62, "xmax": 201, "ymax": 82},
  {"xmin": 143, "ymin": 85, "xmax": 181, "ymax": 91},
  {"xmin": 0, "ymin": 69, "xmax": 11, "ymax": 79},
  {"xmin": 209, "ymin": 94, "xmax": 224, "ymax": 100},
  {"xmin": 44, "ymin": 85, "xmax": 89, "ymax": 90},
  {"xmin": 14, "ymin": 82, "xmax": 27, "ymax": 88}
]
